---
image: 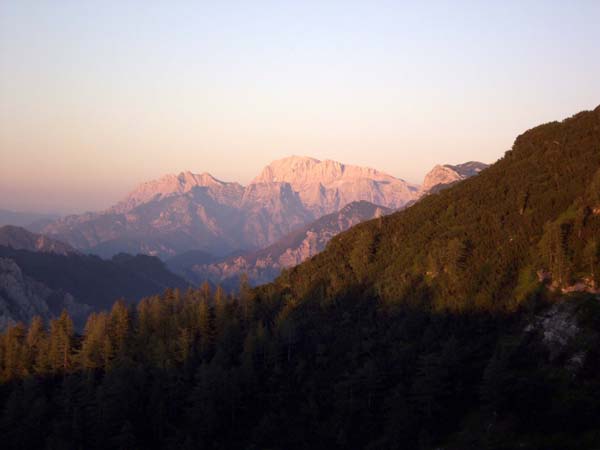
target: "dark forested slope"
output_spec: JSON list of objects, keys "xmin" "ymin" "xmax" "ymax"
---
[{"xmin": 269, "ymin": 106, "xmax": 600, "ymax": 311}]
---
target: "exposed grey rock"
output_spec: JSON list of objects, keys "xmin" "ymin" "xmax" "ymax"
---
[
  {"xmin": 419, "ymin": 161, "xmax": 488, "ymax": 196},
  {"xmin": 0, "ymin": 257, "xmax": 52, "ymax": 330},
  {"xmin": 525, "ymin": 302, "xmax": 582, "ymax": 364},
  {"xmin": 182, "ymin": 201, "xmax": 392, "ymax": 287},
  {"xmin": 0, "ymin": 257, "xmax": 92, "ymax": 331}
]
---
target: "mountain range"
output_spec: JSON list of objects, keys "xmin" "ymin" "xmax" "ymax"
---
[
  {"xmin": 0, "ymin": 225, "xmax": 77, "ymax": 255},
  {"xmin": 38, "ymin": 156, "xmax": 486, "ymax": 261}
]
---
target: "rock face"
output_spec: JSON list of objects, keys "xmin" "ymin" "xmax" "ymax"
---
[
  {"xmin": 240, "ymin": 181, "xmax": 312, "ymax": 248},
  {"xmin": 176, "ymin": 201, "xmax": 392, "ymax": 288},
  {"xmin": 252, "ymin": 156, "xmax": 418, "ymax": 216},
  {"xmin": 41, "ymin": 157, "xmax": 418, "ymax": 258},
  {"xmin": 0, "ymin": 257, "xmax": 74, "ymax": 331},
  {"xmin": 419, "ymin": 161, "xmax": 488, "ymax": 195},
  {"xmin": 0, "ymin": 246, "xmax": 189, "ymax": 331},
  {"xmin": 111, "ymin": 171, "xmax": 245, "ymax": 213},
  {"xmin": 0, "ymin": 225, "xmax": 77, "ymax": 255}
]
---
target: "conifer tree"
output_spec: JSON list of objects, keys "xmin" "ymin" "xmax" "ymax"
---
[
  {"xmin": 48, "ymin": 310, "xmax": 74, "ymax": 373},
  {"xmin": 25, "ymin": 316, "xmax": 48, "ymax": 375},
  {"xmin": 1, "ymin": 323, "xmax": 27, "ymax": 381},
  {"xmin": 109, "ymin": 299, "xmax": 131, "ymax": 359},
  {"xmin": 214, "ymin": 285, "xmax": 227, "ymax": 335}
]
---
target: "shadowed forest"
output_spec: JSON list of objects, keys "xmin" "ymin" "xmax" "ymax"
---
[{"xmin": 1, "ymin": 283, "xmax": 600, "ymax": 449}]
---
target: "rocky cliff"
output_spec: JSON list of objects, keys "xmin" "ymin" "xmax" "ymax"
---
[
  {"xmin": 252, "ymin": 156, "xmax": 418, "ymax": 215},
  {"xmin": 0, "ymin": 257, "xmax": 89, "ymax": 331},
  {"xmin": 419, "ymin": 161, "xmax": 488, "ymax": 195}
]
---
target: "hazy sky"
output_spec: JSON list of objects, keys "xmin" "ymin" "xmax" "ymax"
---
[{"xmin": 1, "ymin": 1, "xmax": 599, "ymax": 214}]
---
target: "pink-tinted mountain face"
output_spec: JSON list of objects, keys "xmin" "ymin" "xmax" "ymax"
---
[
  {"xmin": 41, "ymin": 157, "xmax": 420, "ymax": 258},
  {"xmin": 41, "ymin": 157, "xmax": 486, "ymax": 259}
]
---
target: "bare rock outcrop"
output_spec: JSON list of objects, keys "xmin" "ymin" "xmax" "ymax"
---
[
  {"xmin": 0, "ymin": 257, "xmax": 53, "ymax": 330},
  {"xmin": 420, "ymin": 161, "xmax": 488, "ymax": 195}
]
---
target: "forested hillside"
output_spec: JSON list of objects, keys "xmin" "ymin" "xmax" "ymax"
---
[
  {"xmin": 269, "ymin": 106, "xmax": 600, "ymax": 311},
  {"xmin": 1, "ymin": 106, "xmax": 600, "ymax": 449},
  {"xmin": 1, "ymin": 285, "xmax": 599, "ymax": 449}
]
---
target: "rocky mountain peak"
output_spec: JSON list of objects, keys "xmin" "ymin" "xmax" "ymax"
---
[
  {"xmin": 420, "ymin": 161, "xmax": 488, "ymax": 195},
  {"xmin": 111, "ymin": 171, "xmax": 241, "ymax": 213},
  {"xmin": 252, "ymin": 155, "xmax": 403, "ymax": 187},
  {"xmin": 251, "ymin": 156, "xmax": 418, "ymax": 215},
  {"xmin": 39, "ymin": 157, "xmax": 483, "ymax": 259}
]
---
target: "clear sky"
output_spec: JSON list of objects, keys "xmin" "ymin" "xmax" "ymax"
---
[{"xmin": 1, "ymin": 1, "xmax": 599, "ymax": 214}]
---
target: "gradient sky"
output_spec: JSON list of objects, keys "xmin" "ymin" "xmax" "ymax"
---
[{"xmin": 1, "ymin": 1, "xmax": 599, "ymax": 214}]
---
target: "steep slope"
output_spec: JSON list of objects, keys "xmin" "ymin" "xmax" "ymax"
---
[
  {"xmin": 181, "ymin": 201, "xmax": 391, "ymax": 287},
  {"xmin": 0, "ymin": 225, "xmax": 77, "ymax": 255},
  {"xmin": 0, "ymin": 258, "xmax": 54, "ymax": 330},
  {"xmin": 419, "ymin": 161, "xmax": 489, "ymax": 194},
  {"xmin": 0, "ymin": 246, "xmax": 189, "ymax": 330},
  {"xmin": 239, "ymin": 181, "xmax": 313, "ymax": 248},
  {"xmin": 265, "ymin": 106, "xmax": 600, "ymax": 311}
]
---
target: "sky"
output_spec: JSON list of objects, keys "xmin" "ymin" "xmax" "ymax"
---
[{"xmin": 1, "ymin": 1, "xmax": 599, "ymax": 214}]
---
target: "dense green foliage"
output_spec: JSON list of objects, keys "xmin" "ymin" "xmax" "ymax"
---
[
  {"xmin": 272, "ymin": 106, "xmax": 600, "ymax": 311},
  {"xmin": 1, "ymin": 106, "xmax": 600, "ymax": 449}
]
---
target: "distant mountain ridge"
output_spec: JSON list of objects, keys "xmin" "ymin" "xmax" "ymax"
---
[
  {"xmin": 40, "ymin": 156, "xmax": 422, "ymax": 258},
  {"xmin": 38, "ymin": 156, "xmax": 487, "ymax": 260},
  {"xmin": 0, "ymin": 225, "xmax": 77, "ymax": 255},
  {"xmin": 110, "ymin": 171, "xmax": 244, "ymax": 214}
]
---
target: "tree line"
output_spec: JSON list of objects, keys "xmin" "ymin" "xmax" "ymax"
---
[{"xmin": 1, "ymin": 279, "xmax": 600, "ymax": 449}]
